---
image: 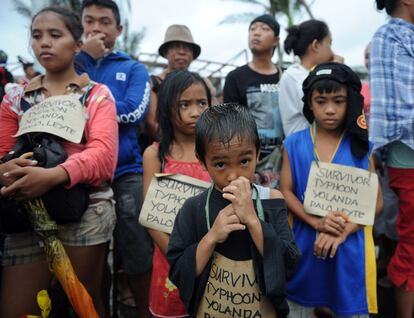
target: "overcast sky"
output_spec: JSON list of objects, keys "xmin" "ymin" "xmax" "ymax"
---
[{"xmin": 1, "ymin": 0, "xmax": 388, "ymax": 77}]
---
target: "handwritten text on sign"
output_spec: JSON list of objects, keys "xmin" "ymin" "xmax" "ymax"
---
[
  {"xmin": 139, "ymin": 174, "xmax": 210, "ymax": 234},
  {"xmin": 15, "ymin": 95, "xmax": 87, "ymax": 143},
  {"xmin": 196, "ymin": 253, "xmax": 275, "ymax": 318},
  {"xmin": 304, "ymin": 161, "xmax": 378, "ymax": 225}
]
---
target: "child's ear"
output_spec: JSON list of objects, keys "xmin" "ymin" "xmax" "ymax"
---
[
  {"xmin": 273, "ymin": 35, "xmax": 279, "ymax": 49},
  {"xmin": 75, "ymin": 40, "xmax": 82, "ymax": 54},
  {"xmin": 311, "ymin": 39, "xmax": 319, "ymax": 53}
]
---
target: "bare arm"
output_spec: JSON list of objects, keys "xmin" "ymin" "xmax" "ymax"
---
[
  {"xmin": 145, "ymin": 84, "xmax": 159, "ymax": 140},
  {"xmin": 142, "ymin": 145, "xmax": 170, "ymax": 254},
  {"xmin": 195, "ymin": 231, "xmax": 218, "ymax": 277}
]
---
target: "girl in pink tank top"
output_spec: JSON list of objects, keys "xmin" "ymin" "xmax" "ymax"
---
[{"xmin": 143, "ymin": 70, "xmax": 212, "ymax": 317}]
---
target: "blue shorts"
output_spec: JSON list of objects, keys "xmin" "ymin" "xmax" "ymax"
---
[{"xmin": 112, "ymin": 173, "xmax": 153, "ymax": 275}]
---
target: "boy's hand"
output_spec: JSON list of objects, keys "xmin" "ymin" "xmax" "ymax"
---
[
  {"xmin": 209, "ymin": 204, "xmax": 245, "ymax": 244},
  {"xmin": 222, "ymin": 176, "xmax": 258, "ymax": 227},
  {"xmin": 313, "ymin": 232, "xmax": 347, "ymax": 259},
  {"xmin": 82, "ymin": 33, "xmax": 109, "ymax": 59},
  {"xmin": 314, "ymin": 211, "xmax": 348, "ymax": 236}
]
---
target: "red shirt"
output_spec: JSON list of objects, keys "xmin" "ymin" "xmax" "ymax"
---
[{"xmin": 0, "ymin": 74, "xmax": 118, "ymax": 188}]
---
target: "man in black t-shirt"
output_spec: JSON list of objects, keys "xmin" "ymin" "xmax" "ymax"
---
[{"xmin": 223, "ymin": 14, "xmax": 283, "ymax": 188}]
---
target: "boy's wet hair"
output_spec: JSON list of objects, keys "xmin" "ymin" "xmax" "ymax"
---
[
  {"xmin": 284, "ymin": 19, "xmax": 330, "ymax": 57},
  {"xmin": 195, "ymin": 103, "xmax": 260, "ymax": 164},
  {"xmin": 157, "ymin": 70, "xmax": 211, "ymax": 163},
  {"xmin": 81, "ymin": 0, "xmax": 121, "ymax": 25},
  {"xmin": 32, "ymin": 6, "xmax": 83, "ymax": 41}
]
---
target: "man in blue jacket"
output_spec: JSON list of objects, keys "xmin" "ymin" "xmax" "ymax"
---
[{"xmin": 76, "ymin": 1, "xmax": 152, "ymax": 316}]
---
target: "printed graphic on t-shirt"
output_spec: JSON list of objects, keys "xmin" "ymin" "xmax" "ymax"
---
[{"xmin": 246, "ymin": 83, "xmax": 283, "ymax": 148}]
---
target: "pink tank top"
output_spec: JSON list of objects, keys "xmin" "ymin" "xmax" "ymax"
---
[{"xmin": 149, "ymin": 144, "xmax": 210, "ymax": 317}]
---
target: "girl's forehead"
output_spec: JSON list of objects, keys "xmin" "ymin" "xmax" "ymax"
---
[
  {"xmin": 180, "ymin": 82, "xmax": 207, "ymax": 96},
  {"xmin": 312, "ymin": 85, "xmax": 347, "ymax": 96},
  {"xmin": 206, "ymin": 136, "xmax": 256, "ymax": 153},
  {"xmin": 32, "ymin": 11, "xmax": 66, "ymax": 30}
]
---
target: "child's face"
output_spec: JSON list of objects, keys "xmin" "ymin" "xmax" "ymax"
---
[
  {"xmin": 248, "ymin": 22, "xmax": 278, "ymax": 54},
  {"xmin": 310, "ymin": 86, "xmax": 347, "ymax": 131},
  {"xmin": 201, "ymin": 136, "xmax": 258, "ymax": 192},
  {"xmin": 31, "ymin": 12, "xmax": 81, "ymax": 73},
  {"xmin": 82, "ymin": 5, "xmax": 122, "ymax": 50},
  {"xmin": 173, "ymin": 83, "xmax": 208, "ymax": 136}
]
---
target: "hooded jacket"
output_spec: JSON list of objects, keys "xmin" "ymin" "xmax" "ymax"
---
[{"xmin": 75, "ymin": 50, "xmax": 150, "ymax": 177}]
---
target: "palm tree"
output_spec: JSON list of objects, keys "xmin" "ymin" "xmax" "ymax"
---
[
  {"xmin": 14, "ymin": 0, "xmax": 81, "ymax": 18},
  {"xmin": 116, "ymin": 22, "xmax": 146, "ymax": 59},
  {"xmin": 14, "ymin": 0, "xmax": 143, "ymax": 58},
  {"xmin": 220, "ymin": 0, "xmax": 315, "ymax": 66}
]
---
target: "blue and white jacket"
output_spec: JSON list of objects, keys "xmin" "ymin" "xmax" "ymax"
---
[{"xmin": 75, "ymin": 50, "xmax": 150, "ymax": 178}]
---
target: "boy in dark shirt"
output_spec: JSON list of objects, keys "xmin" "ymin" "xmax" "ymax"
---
[{"xmin": 167, "ymin": 103, "xmax": 299, "ymax": 317}]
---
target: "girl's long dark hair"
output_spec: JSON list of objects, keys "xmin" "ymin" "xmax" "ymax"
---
[
  {"xmin": 376, "ymin": 0, "xmax": 397, "ymax": 15},
  {"xmin": 156, "ymin": 70, "xmax": 211, "ymax": 164},
  {"xmin": 32, "ymin": 6, "xmax": 83, "ymax": 41},
  {"xmin": 284, "ymin": 19, "xmax": 330, "ymax": 58}
]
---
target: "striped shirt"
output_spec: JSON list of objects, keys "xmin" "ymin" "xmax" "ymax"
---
[{"xmin": 369, "ymin": 18, "xmax": 414, "ymax": 150}]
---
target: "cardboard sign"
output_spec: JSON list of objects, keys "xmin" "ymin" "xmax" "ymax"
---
[
  {"xmin": 139, "ymin": 174, "xmax": 210, "ymax": 234},
  {"xmin": 15, "ymin": 95, "xmax": 87, "ymax": 143},
  {"xmin": 304, "ymin": 161, "xmax": 378, "ymax": 225},
  {"xmin": 196, "ymin": 252, "xmax": 275, "ymax": 318}
]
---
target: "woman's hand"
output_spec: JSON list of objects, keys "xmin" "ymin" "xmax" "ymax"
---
[
  {"xmin": 0, "ymin": 158, "xmax": 38, "ymax": 187},
  {"xmin": 0, "ymin": 166, "xmax": 69, "ymax": 201}
]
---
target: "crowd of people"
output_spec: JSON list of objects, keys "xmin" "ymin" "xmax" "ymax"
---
[{"xmin": 0, "ymin": 0, "xmax": 413, "ymax": 317}]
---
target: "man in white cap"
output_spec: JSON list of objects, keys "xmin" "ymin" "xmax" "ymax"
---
[{"xmin": 145, "ymin": 25, "xmax": 217, "ymax": 139}]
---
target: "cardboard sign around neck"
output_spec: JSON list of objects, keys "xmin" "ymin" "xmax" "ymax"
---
[
  {"xmin": 139, "ymin": 173, "xmax": 210, "ymax": 234},
  {"xmin": 14, "ymin": 95, "xmax": 87, "ymax": 143},
  {"xmin": 196, "ymin": 252, "xmax": 276, "ymax": 318},
  {"xmin": 304, "ymin": 161, "xmax": 378, "ymax": 226}
]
